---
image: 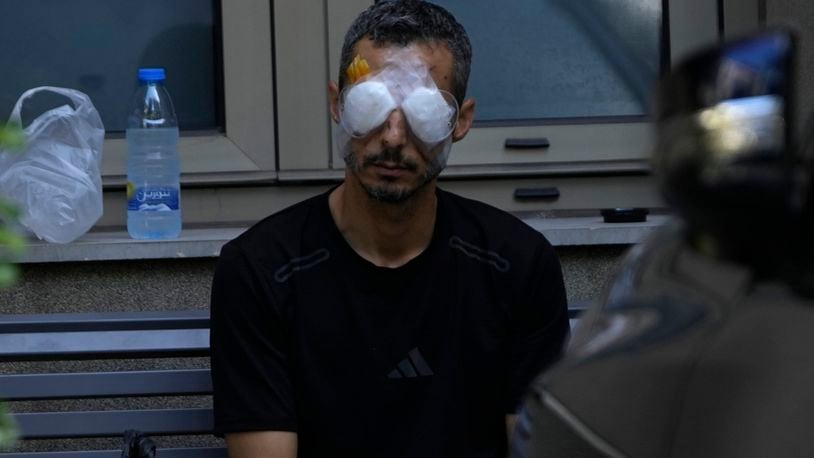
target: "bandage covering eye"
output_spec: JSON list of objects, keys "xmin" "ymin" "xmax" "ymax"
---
[
  {"xmin": 341, "ymin": 81, "xmax": 398, "ymax": 137},
  {"xmin": 334, "ymin": 49, "xmax": 459, "ymax": 172},
  {"xmin": 339, "ymin": 84, "xmax": 458, "ymax": 144},
  {"xmin": 402, "ymin": 87, "xmax": 457, "ymax": 143}
]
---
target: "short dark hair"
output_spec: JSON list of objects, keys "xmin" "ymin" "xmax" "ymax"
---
[{"xmin": 338, "ymin": 0, "xmax": 472, "ymax": 104}]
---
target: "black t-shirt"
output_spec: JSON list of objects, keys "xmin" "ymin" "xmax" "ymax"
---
[{"xmin": 210, "ymin": 188, "xmax": 569, "ymax": 457}]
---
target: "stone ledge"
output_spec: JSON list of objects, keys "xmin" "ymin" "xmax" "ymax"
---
[{"xmin": 18, "ymin": 215, "xmax": 671, "ymax": 263}]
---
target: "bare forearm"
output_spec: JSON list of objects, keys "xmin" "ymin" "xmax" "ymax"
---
[
  {"xmin": 506, "ymin": 414, "xmax": 518, "ymax": 445},
  {"xmin": 226, "ymin": 431, "xmax": 297, "ymax": 458}
]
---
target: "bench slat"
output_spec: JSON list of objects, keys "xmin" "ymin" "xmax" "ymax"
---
[
  {"xmin": 0, "ymin": 369, "xmax": 212, "ymax": 400},
  {"xmin": 0, "ymin": 447, "xmax": 227, "ymax": 458},
  {"xmin": 0, "ymin": 311, "xmax": 209, "ymax": 334},
  {"xmin": 0, "ymin": 311, "xmax": 222, "ymax": 453},
  {"xmin": 0, "ymin": 329, "xmax": 210, "ymax": 362},
  {"xmin": 13, "ymin": 409, "xmax": 215, "ymax": 439}
]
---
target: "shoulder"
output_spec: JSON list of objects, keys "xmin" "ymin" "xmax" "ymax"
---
[
  {"xmin": 220, "ymin": 191, "xmax": 329, "ymax": 266},
  {"xmin": 438, "ymin": 189, "xmax": 566, "ymax": 325},
  {"xmin": 438, "ymin": 188, "xmax": 553, "ymax": 255}
]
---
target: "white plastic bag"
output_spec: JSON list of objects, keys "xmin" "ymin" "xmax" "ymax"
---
[{"xmin": 0, "ymin": 87, "xmax": 104, "ymax": 243}]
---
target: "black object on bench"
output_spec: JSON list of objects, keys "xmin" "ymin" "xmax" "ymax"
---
[{"xmin": 0, "ymin": 310, "xmax": 225, "ymax": 458}]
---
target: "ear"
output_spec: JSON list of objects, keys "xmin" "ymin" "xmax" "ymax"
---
[
  {"xmin": 328, "ymin": 81, "xmax": 341, "ymax": 123},
  {"xmin": 452, "ymin": 98, "xmax": 475, "ymax": 142}
]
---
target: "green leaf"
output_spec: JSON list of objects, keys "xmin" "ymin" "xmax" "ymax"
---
[
  {"xmin": 0, "ymin": 263, "xmax": 19, "ymax": 289},
  {"xmin": 0, "ymin": 124, "xmax": 25, "ymax": 151},
  {"xmin": 0, "ymin": 199, "xmax": 20, "ymax": 220},
  {"xmin": 0, "ymin": 403, "xmax": 18, "ymax": 449},
  {"xmin": 0, "ymin": 228, "xmax": 25, "ymax": 257}
]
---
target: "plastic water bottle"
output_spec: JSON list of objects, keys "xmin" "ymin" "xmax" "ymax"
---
[{"xmin": 126, "ymin": 68, "xmax": 181, "ymax": 239}]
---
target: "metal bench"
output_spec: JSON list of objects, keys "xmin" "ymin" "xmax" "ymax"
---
[
  {"xmin": 0, "ymin": 310, "xmax": 225, "ymax": 457},
  {"xmin": 0, "ymin": 306, "xmax": 587, "ymax": 456}
]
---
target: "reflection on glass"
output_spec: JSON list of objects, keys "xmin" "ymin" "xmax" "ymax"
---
[
  {"xmin": 698, "ymin": 95, "xmax": 785, "ymax": 159},
  {"xmin": 689, "ymin": 33, "xmax": 792, "ymax": 162},
  {"xmin": 0, "ymin": 0, "xmax": 220, "ymax": 132},
  {"xmin": 653, "ymin": 31, "xmax": 797, "ymax": 271},
  {"xmin": 431, "ymin": 0, "xmax": 662, "ymax": 122},
  {"xmin": 656, "ymin": 31, "xmax": 793, "ymax": 164},
  {"xmin": 714, "ymin": 33, "xmax": 791, "ymax": 101}
]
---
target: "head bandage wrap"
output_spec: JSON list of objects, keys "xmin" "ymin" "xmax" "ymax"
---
[{"xmin": 335, "ymin": 48, "xmax": 459, "ymax": 167}]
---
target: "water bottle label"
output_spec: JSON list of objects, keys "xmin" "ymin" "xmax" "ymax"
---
[{"xmin": 127, "ymin": 183, "xmax": 180, "ymax": 211}]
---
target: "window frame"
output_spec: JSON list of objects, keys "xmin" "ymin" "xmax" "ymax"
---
[
  {"xmin": 91, "ymin": 0, "xmax": 762, "ymax": 227},
  {"xmin": 275, "ymin": 0, "xmax": 734, "ymax": 181},
  {"xmin": 100, "ymin": 0, "xmax": 277, "ymax": 187},
  {"xmin": 0, "ymin": 0, "xmax": 769, "ymax": 243},
  {"xmin": 94, "ymin": 0, "xmax": 761, "ymax": 186}
]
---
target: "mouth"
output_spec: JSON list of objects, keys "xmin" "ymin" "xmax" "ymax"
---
[
  {"xmin": 370, "ymin": 162, "xmax": 413, "ymax": 178},
  {"xmin": 373, "ymin": 161, "xmax": 408, "ymax": 169}
]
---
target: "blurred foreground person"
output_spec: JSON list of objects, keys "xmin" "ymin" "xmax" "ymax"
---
[{"xmin": 512, "ymin": 30, "xmax": 814, "ymax": 457}]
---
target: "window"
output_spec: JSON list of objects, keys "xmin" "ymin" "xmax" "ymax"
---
[
  {"xmin": 0, "ymin": 1, "xmax": 276, "ymax": 186},
  {"xmin": 436, "ymin": 0, "xmax": 661, "ymax": 122},
  {"xmin": 3, "ymin": 0, "xmax": 762, "ymax": 228},
  {"xmin": 277, "ymin": 0, "xmax": 723, "ymax": 183},
  {"xmin": 429, "ymin": 0, "xmax": 664, "ymax": 173},
  {"xmin": 0, "ymin": 0, "xmax": 220, "ymax": 132}
]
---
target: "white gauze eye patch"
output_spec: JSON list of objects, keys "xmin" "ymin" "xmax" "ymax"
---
[
  {"xmin": 335, "ymin": 47, "xmax": 458, "ymax": 162},
  {"xmin": 401, "ymin": 87, "xmax": 455, "ymax": 143},
  {"xmin": 341, "ymin": 81, "xmax": 397, "ymax": 136},
  {"xmin": 341, "ymin": 49, "xmax": 457, "ymax": 139}
]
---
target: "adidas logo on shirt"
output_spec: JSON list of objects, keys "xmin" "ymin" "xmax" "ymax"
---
[{"xmin": 387, "ymin": 347, "xmax": 434, "ymax": 379}]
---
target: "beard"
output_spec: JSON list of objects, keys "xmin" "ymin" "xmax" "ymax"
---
[{"xmin": 344, "ymin": 146, "xmax": 445, "ymax": 204}]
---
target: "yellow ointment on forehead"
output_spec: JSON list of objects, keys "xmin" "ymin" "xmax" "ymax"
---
[
  {"xmin": 348, "ymin": 42, "xmax": 454, "ymax": 94},
  {"xmin": 346, "ymin": 55, "xmax": 371, "ymax": 84}
]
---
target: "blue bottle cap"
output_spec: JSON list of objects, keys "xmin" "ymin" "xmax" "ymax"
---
[{"xmin": 138, "ymin": 68, "xmax": 166, "ymax": 82}]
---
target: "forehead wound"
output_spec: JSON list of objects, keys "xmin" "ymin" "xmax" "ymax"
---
[
  {"xmin": 381, "ymin": 45, "xmax": 431, "ymax": 69},
  {"xmin": 373, "ymin": 47, "xmax": 434, "ymax": 86}
]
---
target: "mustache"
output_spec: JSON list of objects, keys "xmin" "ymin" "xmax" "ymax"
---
[{"xmin": 362, "ymin": 148, "xmax": 419, "ymax": 171}]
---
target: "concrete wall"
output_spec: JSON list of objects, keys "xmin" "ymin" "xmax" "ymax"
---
[{"xmin": 0, "ymin": 245, "xmax": 628, "ymax": 316}]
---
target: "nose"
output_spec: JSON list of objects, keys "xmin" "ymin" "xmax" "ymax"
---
[{"xmin": 381, "ymin": 109, "xmax": 408, "ymax": 149}]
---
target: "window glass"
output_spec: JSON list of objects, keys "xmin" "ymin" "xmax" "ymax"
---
[
  {"xmin": 0, "ymin": 0, "xmax": 221, "ymax": 132},
  {"xmin": 431, "ymin": 0, "xmax": 662, "ymax": 123}
]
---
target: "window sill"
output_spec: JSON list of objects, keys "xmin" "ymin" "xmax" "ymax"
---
[
  {"xmin": 19, "ymin": 228, "xmax": 245, "ymax": 264},
  {"xmin": 524, "ymin": 214, "xmax": 671, "ymax": 246},
  {"xmin": 17, "ymin": 215, "xmax": 671, "ymax": 264}
]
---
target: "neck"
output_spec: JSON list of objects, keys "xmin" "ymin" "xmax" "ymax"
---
[{"xmin": 329, "ymin": 175, "xmax": 438, "ymax": 268}]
